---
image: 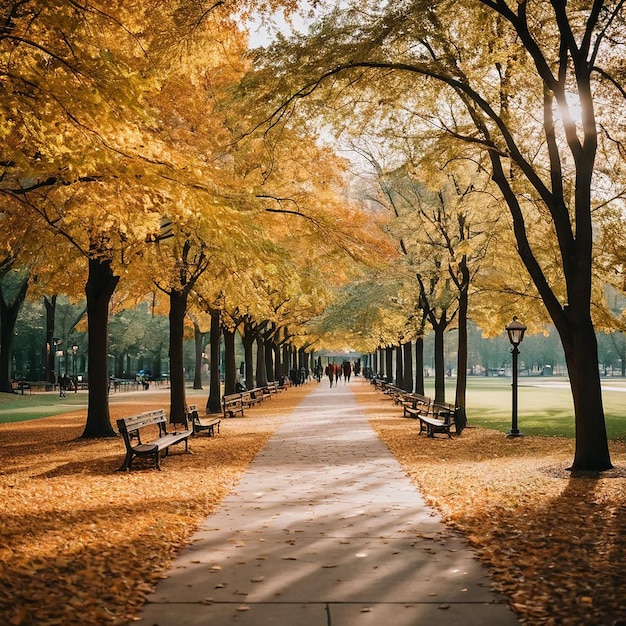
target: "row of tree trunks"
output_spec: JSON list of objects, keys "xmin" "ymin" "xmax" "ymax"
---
[
  {"xmin": 197, "ymin": 314, "xmax": 308, "ymax": 415},
  {"xmin": 371, "ymin": 332, "xmax": 454, "ymax": 404}
]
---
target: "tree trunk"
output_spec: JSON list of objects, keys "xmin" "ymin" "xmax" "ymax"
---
[
  {"xmin": 273, "ymin": 342, "xmax": 282, "ymax": 380},
  {"xmin": 193, "ymin": 320, "xmax": 204, "ymax": 390},
  {"xmin": 223, "ymin": 325, "xmax": 236, "ymax": 395},
  {"xmin": 44, "ymin": 295, "xmax": 56, "ymax": 385},
  {"xmin": 255, "ymin": 336, "xmax": 268, "ymax": 387},
  {"xmin": 115, "ymin": 353, "xmax": 123, "ymax": 378},
  {"xmin": 402, "ymin": 341, "xmax": 413, "ymax": 392},
  {"xmin": 455, "ymin": 283, "xmax": 469, "ymax": 424},
  {"xmin": 281, "ymin": 344, "xmax": 290, "ymax": 379},
  {"xmin": 433, "ymin": 324, "xmax": 445, "ymax": 403},
  {"xmin": 206, "ymin": 309, "xmax": 222, "ymax": 414},
  {"xmin": 415, "ymin": 336, "xmax": 425, "ymax": 395},
  {"xmin": 454, "ymin": 281, "xmax": 469, "ymax": 435},
  {"xmin": 168, "ymin": 289, "xmax": 187, "ymax": 424},
  {"xmin": 82, "ymin": 257, "xmax": 119, "ymax": 438},
  {"xmin": 395, "ymin": 344, "xmax": 403, "ymax": 387},
  {"xmin": 559, "ymin": 313, "xmax": 612, "ymax": 471},
  {"xmin": 264, "ymin": 337, "xmax": 274, "ymax": 382},
  {"xmin": 241, "ymin": 324, "xmax": 255, "ymax": 389},
  {"xmin": 385, "ymin": 347, "xmax": 393, "ymax": 382},
  {"xmin": 0, "ymin": 272, "xmax": 29, "ymax": 393}
]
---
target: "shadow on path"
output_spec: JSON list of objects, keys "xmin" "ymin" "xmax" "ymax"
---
[{"xmin": 136, "ymin": 382, "xmax": 519, "ymax": 626}]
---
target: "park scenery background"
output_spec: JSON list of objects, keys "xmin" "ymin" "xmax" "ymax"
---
[{"xmin": 1, "ymin": 1, "xmax": 626, "ymax": 624}]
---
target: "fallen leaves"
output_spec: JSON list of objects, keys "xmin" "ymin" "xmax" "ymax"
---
[
  {"xmin": 358, "ymin": 385, "xmax": 626, "ymax": 626},
  {"xmin": 0, "ymin": 386, "xmax": 311, "ymax": 625},
  {"xmin": 1, "ymin": 382, "xmax": 624, "ymax": 626}
]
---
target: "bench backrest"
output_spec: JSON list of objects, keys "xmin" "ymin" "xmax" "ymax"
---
[
  {"xmin": 186, "ymin": 404, "xmax": 203, "ymax": 425},
  {"xmin": 223, "ymin": 393, "xmax": 242, "ymax": 404},
  {"xmin": 119, "ymin": 409, "xmax": 166, "ymax": 431},
  {"xmin": 117, "ymin": 409, "xmax": 167, "ymax": 446},
  {"xmin": 433, "ymin": 402, "xmax": 457, "ymax": 423}
]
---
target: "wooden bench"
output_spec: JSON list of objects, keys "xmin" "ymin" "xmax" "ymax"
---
[
  {"xmin": 247, "ymin": 388, "xmax": 266, "ymax": 405},
  {"xmin": 262, "ymin": 381, "xmax": 280, "ymax": 398},
  {"xmin": 239, "ymin": 391, "xmax": 253, "ymax": 408},
  {"xmin": 416, "ymin": 402, "xmax": 458, "ymax": 438},
  {"xmin": 403, "ymin": 393, "xmax": 432, "ymax": 417},
  {"xmin": 187, "ymin": 404, "xmax": 221, "ymax": 437},
  {"xmin": 116, "ymin": 409, "xmax": 192, "ymax": 471},
  {"xmin": 377, "ymin": 381, "xmax": 406, "ymax": 402},
  {"xmin": 223, "ymin": 392, "xmax": 245, "ymax": 417}
]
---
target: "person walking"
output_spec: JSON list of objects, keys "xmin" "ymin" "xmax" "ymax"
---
[{"xmin": 325, "ymin": 363, "xmax": 334, "ymax": 388}]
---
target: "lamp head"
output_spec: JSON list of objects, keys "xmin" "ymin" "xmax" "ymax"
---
[{"xmin": 506, "ymin": 317, "xmax": 527, "ymax": 346}]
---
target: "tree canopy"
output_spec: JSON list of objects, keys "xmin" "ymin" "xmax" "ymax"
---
[{"xmin": 242, "ymin": 0, "xmax": 626, "ymax": 470}]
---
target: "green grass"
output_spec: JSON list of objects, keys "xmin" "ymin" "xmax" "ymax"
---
[
  {"xmin": 0, "ymin": 391, "xmax": 88, "ymax": 424},
  {"xmin": 2, "ymin": 378, "xmax": 625, "ymax": 441},
  {"xmin": 424, "ymin": 376, "xmax": 626, "ymax": 441}
]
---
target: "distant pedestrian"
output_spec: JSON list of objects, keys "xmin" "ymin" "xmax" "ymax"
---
[
  {"xmin": 325, "ymin": 364, "xmax": 334, "ymax": 388},
  {"xmin": 342, "ymin": 361, "xmax": 352, "ymax": 383}
]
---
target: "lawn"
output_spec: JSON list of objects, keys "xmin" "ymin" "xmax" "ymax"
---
[
  {"xmin": 423, "ymin": 376, "xmax": 626, "ymax": 440},
  {"xmin": 0, "ymin": 391, "xmax": 88, "ymax": 423},
  {"xmin": 4, "ymin": 377, "xmax": 625, "ymax": 439}
]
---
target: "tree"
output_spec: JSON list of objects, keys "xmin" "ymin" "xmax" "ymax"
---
[
  {"xmin": 207, "ymin": 307, "xmax": 222, "ymax": 414},
  {"xmin": 1, "ymin": 1, "xmax": 187, "ymax": 435},
  {"xmin": 0, "ymin": 266, "xmax": 29, "ymax": 392},
  {"xmin": 251, "ymin": 0, "xmax": 626, "ymax": 470},
  {"xmin": 356, "ymin": 143, "xmax": 494, "ymax": 416}
]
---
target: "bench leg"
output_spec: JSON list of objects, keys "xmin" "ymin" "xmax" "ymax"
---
[{"xmin": 118, "ymin": 452, "xmax": 135, "ymax": 472}]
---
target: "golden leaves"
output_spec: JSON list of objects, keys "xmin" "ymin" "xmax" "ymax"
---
[
  {"xmin": 358, "ymin": 385, "xmax": 626, "ymax": 626},
  {"xmin": 0, "ymin": 385, "xmax": 311, "ymax": 625}
]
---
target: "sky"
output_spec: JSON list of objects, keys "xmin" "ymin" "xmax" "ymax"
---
[{"xmin": 246, "ymin": 2, "xmax": 324, "ymax": 48}]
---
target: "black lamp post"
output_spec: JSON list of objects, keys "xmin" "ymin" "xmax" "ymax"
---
[{"xmin": 505, "ymin": 317, "xmax": 527, "ymax": 437}]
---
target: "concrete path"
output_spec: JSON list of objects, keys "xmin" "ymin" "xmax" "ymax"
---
[{"xmin": 137, "ymin": 382, "xmax": 519, "ymax": 626}]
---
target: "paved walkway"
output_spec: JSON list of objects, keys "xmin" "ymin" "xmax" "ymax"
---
[{"xmin": 137, "ymin": 382, "xmax": 519, "ymax": 626}]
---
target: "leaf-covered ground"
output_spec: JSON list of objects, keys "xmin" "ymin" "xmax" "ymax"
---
[
  {"xmin": 356, "ymin": 383, "xmax": 626, "ymax": 626},
  {"xmin": 1, "ymin": 381, "xmax": 624, "ymax": 625},
  {"xmin": 0, "ymin": 386, "xmax": 311, "ymax": 625}
]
